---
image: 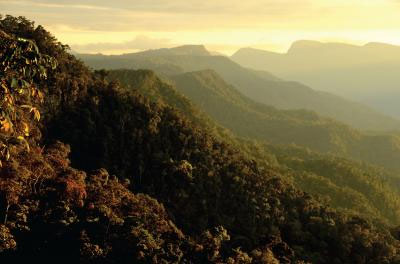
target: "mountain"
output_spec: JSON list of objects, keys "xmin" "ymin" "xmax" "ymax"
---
[
  {"xmin": 170, "ymin": 69, "xmax": 357, "ymax": 151},
  {"xmin": 134, "ymin": 44, "xmax": 211, "ymax": 57},
  {"xmin": 164, "ymin": 69, "xmax": 400, "ymax": 172},
  {"xmin": 103, "ymin": 66, "xmax": 400, "ymax": 173},
  {"xmin": 104, "ymin": 69, "xmax": 235, "ymax": 142},
  {"xmin": 107, "ymin": 68, "xmax": 400, "ymax": 176},
  {"xmin": 231, "ymin": 41, "xmax": 400, "ymax": 118},
  {"xmin": 3, "ymin": 15, "xmax": 400, "ymax": 263},
  {"xmin": 77, "ymin": 46, "xmax": 400, "ymax": 132},
  {"xmin": 108, "ymin": 68, "xmax": 400, "ymax": 226}
]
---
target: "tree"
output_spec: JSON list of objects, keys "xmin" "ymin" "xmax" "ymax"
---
[{"xmin": 0, "ymin": 28, "xmax": 56, "ymax": 164}]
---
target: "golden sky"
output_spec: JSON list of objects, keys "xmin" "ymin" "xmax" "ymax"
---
[{"xmin": 1, "ymin": 0, "xmax": 400, "ymax": 55}]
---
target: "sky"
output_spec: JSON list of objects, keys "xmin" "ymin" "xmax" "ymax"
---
[{"xmin": 1, "ymin": 0, "xmax": 400, "ymax": 55}]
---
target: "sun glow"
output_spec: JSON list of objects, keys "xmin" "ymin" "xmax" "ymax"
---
[{"xmin": 2, "ymin": 0, "xmax": 400, "ymax": 54}]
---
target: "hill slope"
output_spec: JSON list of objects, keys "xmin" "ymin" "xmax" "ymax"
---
[
  {"xmin": 108, "ymin": 68, "xmax": 400, "ymax": 226},
  {"xmin": 166, "ymin": 69, "xmax": 400, "ymax": 172},
  {"xmin": 231, "ymin": 41, "xmax": 400, "ymax": 118},
  {"xmin": 78, "ymin": 47, "xmax": 400, "ymax": 131}
]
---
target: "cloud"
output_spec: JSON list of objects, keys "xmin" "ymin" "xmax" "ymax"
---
[
  {"xmin": 5, "ymin": 0, "xmax": 399, "ymax": 33},
  {"xmin": 2, "ymin": 0, "xmax": 317, "ymax": 31},
  {"xmin": 3, "ymin": 0, "xmax": 111, "ymax": 10},
  {"xmin": 4, "ymin": 0, "xmax": 311, "ymax": 14},
  {"xmin": 70, "ymin": 35, "xmax": 175, "ymax": 54}
]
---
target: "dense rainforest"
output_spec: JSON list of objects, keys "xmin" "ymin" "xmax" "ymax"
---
[
  {"xmin": 80, "ymin": 49, "xmax": 400, "ymax": 173},
  {"xmin": 107, "ymin": 69, "xmax": 400, "ymax": 226},
  {"xmin": 1, "ymin": 15, "xmax": 400, "ymax": 264}
]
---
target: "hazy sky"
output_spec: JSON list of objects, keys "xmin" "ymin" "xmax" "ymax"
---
[{"xmin": 2, "ymin": 0, "xmax": 400, "ymax": 55}]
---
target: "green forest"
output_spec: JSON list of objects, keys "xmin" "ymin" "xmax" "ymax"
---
[{"xmin": 2, "ymin": 15, "xmax": 400, "ymax": 264}]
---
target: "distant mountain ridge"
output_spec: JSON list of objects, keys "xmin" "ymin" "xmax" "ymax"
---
[
  {"xmin": 78, "ymin": 45, "xmax": 400, "ymax": 131},
  {"xmin": 133, "ymin": 44, "xmax": 211, "ymax": 57},
  {"xmin": 287, "ymin": 40, "xmax": 400, "ymax": 57},
  {"xmin": 231, "ymin": 40, "xmax": 400, "ymax": 117}
]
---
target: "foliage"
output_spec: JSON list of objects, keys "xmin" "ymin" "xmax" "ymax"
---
[{"xmin": 0, "ymin": 28, "xmax": 55, "ymax": 165}]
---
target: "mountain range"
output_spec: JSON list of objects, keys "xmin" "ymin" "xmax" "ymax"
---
[
  {"xmin": 78, "ymin": 45, "xmax": 400, "ymax": 132},
  {"xmin": 107, "ymin": 68, "xmax": 400, "ymax": 225},
  {"xmin": 108, "ymin": 68, "xmax": 400, "ymax": 172},
  {"xmin": 231, "ymin": 40, "xmax": 400, "ymax": 118}
]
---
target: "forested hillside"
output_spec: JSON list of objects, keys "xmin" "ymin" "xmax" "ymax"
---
[
  {"xmin": 109, "ymin": 69, "xmax": 400, "ymax": 173},
  {"xmin": 2, "ymin": 15, "xmax": 400, "ymax": 264},
  {"xmin": 78, "ymin": 47, "xmax": 400, "ymax": 132},
  {"xmin": 107, "ymin": 68, "xmax": 400, "ymax": 226}
]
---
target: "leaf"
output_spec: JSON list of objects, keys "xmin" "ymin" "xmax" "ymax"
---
[
  {"xmin": 51, "ymin": 59, "xmax": 58, "ymax": 70},
  {"xmin": 37, "ymin": 90, "xmax": 44, "ymax": 102},
  {"xmin": 31, "ymin": 108, "xmax": 40, "ymax": 121},
  {"xmin": 5, "ymin": 149, "xmax": 10, "ymax": 161},
  {"xmin": 1, "ymin": 83, "xmax": 8, "ymax": 92},
  {"xmin": 30, "ymin": 41, "xmax": 39, "ymax": 53},
  {"xmin": 11, "ymin": 78, "xmax": 18, "ymax": 89},
  {"xmin": 22, "ymin": 122, "xmax": 29, "ymax": 136},
  {"xmin": 21, "ymin": 80, "xmax": 29, "ymax": 88},
  {"xmin": 39, "ymin": 65, "xmax": 47, "ymax": 78},
  {"xmin": 17, "ymin": 136, "xmax": 30, "ymax": 152},
  {"xmin": 0, "ymin": 119, "xmax": 12, "ymax": 133}
]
